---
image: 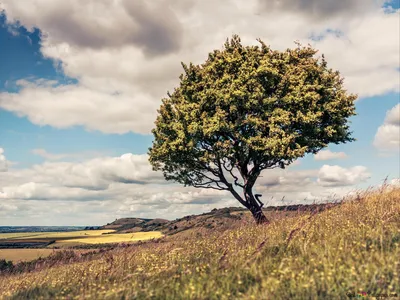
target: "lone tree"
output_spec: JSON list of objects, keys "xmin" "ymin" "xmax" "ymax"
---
[{"xmin": 149, "ymin": 35, "xmax": 356, "ymax": 224}]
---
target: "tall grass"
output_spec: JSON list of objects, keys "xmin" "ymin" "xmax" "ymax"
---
[{"xmin": 0, "ymin": 185, "xmax": 399, "ymax": 299}]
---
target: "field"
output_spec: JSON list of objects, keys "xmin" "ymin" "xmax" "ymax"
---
[
  {"xmin": 0, "ymin": 249, "xmax": 57, "ymax": 262},
  {"xmin": 0, "ymin": 185, "xmax": 399, "ymax": 299},
  {"xmin": 0, "ymin": 229, "xmax": 163, "ymax": 252},
  {"xmin": 0, "ymin": 229, "xmax": 115, "ymax": 240},
  {"xmin": 50, "ymin": 232, "xmax": 164, "ymax": 248},
  {"xmin": 0, "ymin": 249, "xmax": 98, "ymax": 263},
  {"xmin": 0, "ymin": 230, "xmax": 163, "ymax": 263}
]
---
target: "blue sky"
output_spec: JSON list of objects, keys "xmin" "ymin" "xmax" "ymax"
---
[
  {"xmin": 0, "ymin": 0, "xmax": 399, "ymax": 225},
  {"xmin": 0, "ymin": 16, "xmax": 152, "ymax": 167}
]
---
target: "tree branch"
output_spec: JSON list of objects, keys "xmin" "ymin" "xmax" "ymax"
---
[
  {"xmin": 221, "ymin": 158, "xmax": 244, "ymax": 188},
  {"xmin": 193, "ymin": 182, "xmax": 227, "ymax": 191},
  {"xmin": 216, "ymin": 157, "xmax": 248, "ymax": 207}
]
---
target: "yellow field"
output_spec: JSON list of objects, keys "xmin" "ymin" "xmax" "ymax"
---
[
  {"xmin": 0, "ymin": 230, "xmax": 163, "ymax": 250},
  {"xmin": 0, "ymin": 232, "xmax": 45, "ymax": 240},
  {"xmin": 0, "ymin": 230, "xmax": 162, "ymax": 259},
  {"xmin": 0, "ymin": 249, "xmax": 58, "ymax": 262},
  {"xmin": 0, "ymin": 230, "xmax": 115, "ymax": 240},
  {"xmin": 51, "ymin": 231, "xmax": 163, "ymax": 247}
]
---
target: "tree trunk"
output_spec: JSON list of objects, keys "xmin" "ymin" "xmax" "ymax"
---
[
  {"xmin": 244, "ymin": 187, "xmax": 270, "ymax": 225},
  {"xmin": 249, "ymin": 202, "xmax": 269, "ymax": 224}
]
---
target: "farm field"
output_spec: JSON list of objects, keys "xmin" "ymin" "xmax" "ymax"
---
[
  {"xmin": 0, "ymin": 229, "xmax": 115, "ymax": 240},
  {"xmin": 0, "ymin": 249, "xmax": 97, "ymax": 262},
  {"xmin": 0, "ymin": 249, "xmax": 56, "ymax": 262},
  {"xmin": 49, "ymin": 231, "xmax": 163, "ymax": 248},
  {"xmin": 0, "ymin": 230, "xmax": 163, "ymax": 249}
]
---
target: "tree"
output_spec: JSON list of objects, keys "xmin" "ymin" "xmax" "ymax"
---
[{"xmin": 148, "ymin": 35, "xmax": 356, "ymax": 224}]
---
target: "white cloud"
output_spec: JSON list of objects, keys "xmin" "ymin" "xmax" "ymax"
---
[
  {"xmin": 0, "ymin": 83, "xmax": 157, "ymax": 134},
  {"xmin": 237, "ymin": 164, "xmax": 371, "ymax": 205},
  {"xmin": 317, "ymin": 165, "xmax": 371, "ymax": 187},
  {"xmin": 254, "ymin": 165, "xmax": 369, "ymax": 205},
  {"xmin": 0, "ymin": 150, "xmax": 375, "ymax": 224},
  {"xmin": 0, "ymin": 0, "xmax": 183, "ymax": 56},
  {"xmin": 30, "ymin": 153, "xmax": 166, "ymax": 191},
  {"xmin": 0, "ymin": 0, "xmax": 398, "ymax": 134},
  {"xmin": 373, "ymin": 103, "xmax": 400, "ymax": 152},
  {"xmin": 0, "ymin": 182, "xmax": 106, "ymax": 201},
  {"xmin": 32, "ymin": 148, "xmax": 73, "ymax": 161},
  {"xmin": 258, "ymin": 0, "xmax": 382, "ymax": 20},
  {"xmin": 31, "ymin": 148, "xmax": 111, "ymax": 162},
  {"xmin": 0, "ymin": 148, "xmax": 8, "ymax": 172},
  {"xmin": 0, "ymin": 153, "xmax": 165, "ymax": 199},
  {"xmin": 315, "ymin": 150, "xmax": 348, "ymax": 161},
  {"xmin": 0, "ymin": 152, "xmax": 236, "ymax": 224}
]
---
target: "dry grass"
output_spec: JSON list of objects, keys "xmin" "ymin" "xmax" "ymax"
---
[{"xmin": 0, "ymin": 185, "xmax": 399, "ymax": 299}]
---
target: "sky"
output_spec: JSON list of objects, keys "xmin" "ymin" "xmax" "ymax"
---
[{"xmin": 0, "ymin": 0, "xmax": 399, "ymax": 226}]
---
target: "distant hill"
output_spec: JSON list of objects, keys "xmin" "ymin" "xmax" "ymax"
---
[
  {"xmin": 101, "ymin": 202, "xmax": 338, "ymax": 235},
  {"xmin": 101, "ymin": 218, "xmax": 169, "ymax": 233}
]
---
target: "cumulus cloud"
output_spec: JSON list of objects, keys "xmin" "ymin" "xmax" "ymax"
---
[
  {"xmin": 0, "ymin": 82, "xmax": 157, "ymax": 134},
  {"xmin": 245, "ymin": 164, "xmax": 370, "ymax": 205},
  {"xmin": 314, "ymin": 150, "xmax": 348, "ymax": 161},
  {"xmin": 0, "ymin": 0, "xmax": 398, "ymax": 134},
  {"xmin": 257, "ymin": 168, "xmax": 318, "ymax": 189},
  {"xmin": 0, "ymin": 150, "xmax": 375, "ymax": 224},
  {"xmin": 0, "ymin": 182, "xmax": 107, "ymax": 201},
  {"xmin": 0, "ymin": 0, "xmax": 183, "ymax": 56},
  {"xmin": 374, "ymin": 103, "xmax": 400, "ymax": 153},
  {"xmin": 0, "ymin": 153, "xmax": 165, "ymax": 199},
  {"xmin": 258, "ymin": 0, "xmax": 380, "ymax": 20},
  {"xmin": 31, "ymin": 148, "xmax": 112, "ymax": 162},
  {"xmin": 317, "ymin": 165, "xmax": 371, "ymax": 187},
  {"xmin": 0, "ymin": 152, "xmax": 236, "ymax": 224},
  {"xmin": 32, "ymin": 149, "xmax": 71, "ymax": 161},
  {"xmin": 30, "ymin": 153, "xmax": 166, "ymax": 191},
  {"xmin": 0, "ymin": 148, "xmax": 8, "ymax": 172}
]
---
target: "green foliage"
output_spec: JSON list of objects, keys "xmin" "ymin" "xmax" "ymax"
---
[{"xmin": 149, "ymin": 35, "xmax": 356, "ymax": 193}]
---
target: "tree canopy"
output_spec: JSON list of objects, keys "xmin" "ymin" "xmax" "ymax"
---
[{"xmin": 148, "ymin": 35, "xmax": 357, "ymax": 223}]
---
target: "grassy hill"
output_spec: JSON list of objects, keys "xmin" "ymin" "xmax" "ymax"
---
[
  {"xmin": 0, "ymin": 185, "xmax": 399, "ymax": 299},
  {"xmin": 102, "ymin": 203, "xmax": 337, "ymax": 236}
]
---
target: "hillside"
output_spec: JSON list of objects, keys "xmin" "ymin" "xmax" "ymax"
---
[
  {"xmin": 102, "ymin": 203, "xmax": 338, "ymax": 235},
  {"xmin": 101, "ymin": 218, "xmax": 169, "ymax": 233},
  {"xmin": 0, "ymin": 185, "xmax": 398, "ymax": 299}
]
